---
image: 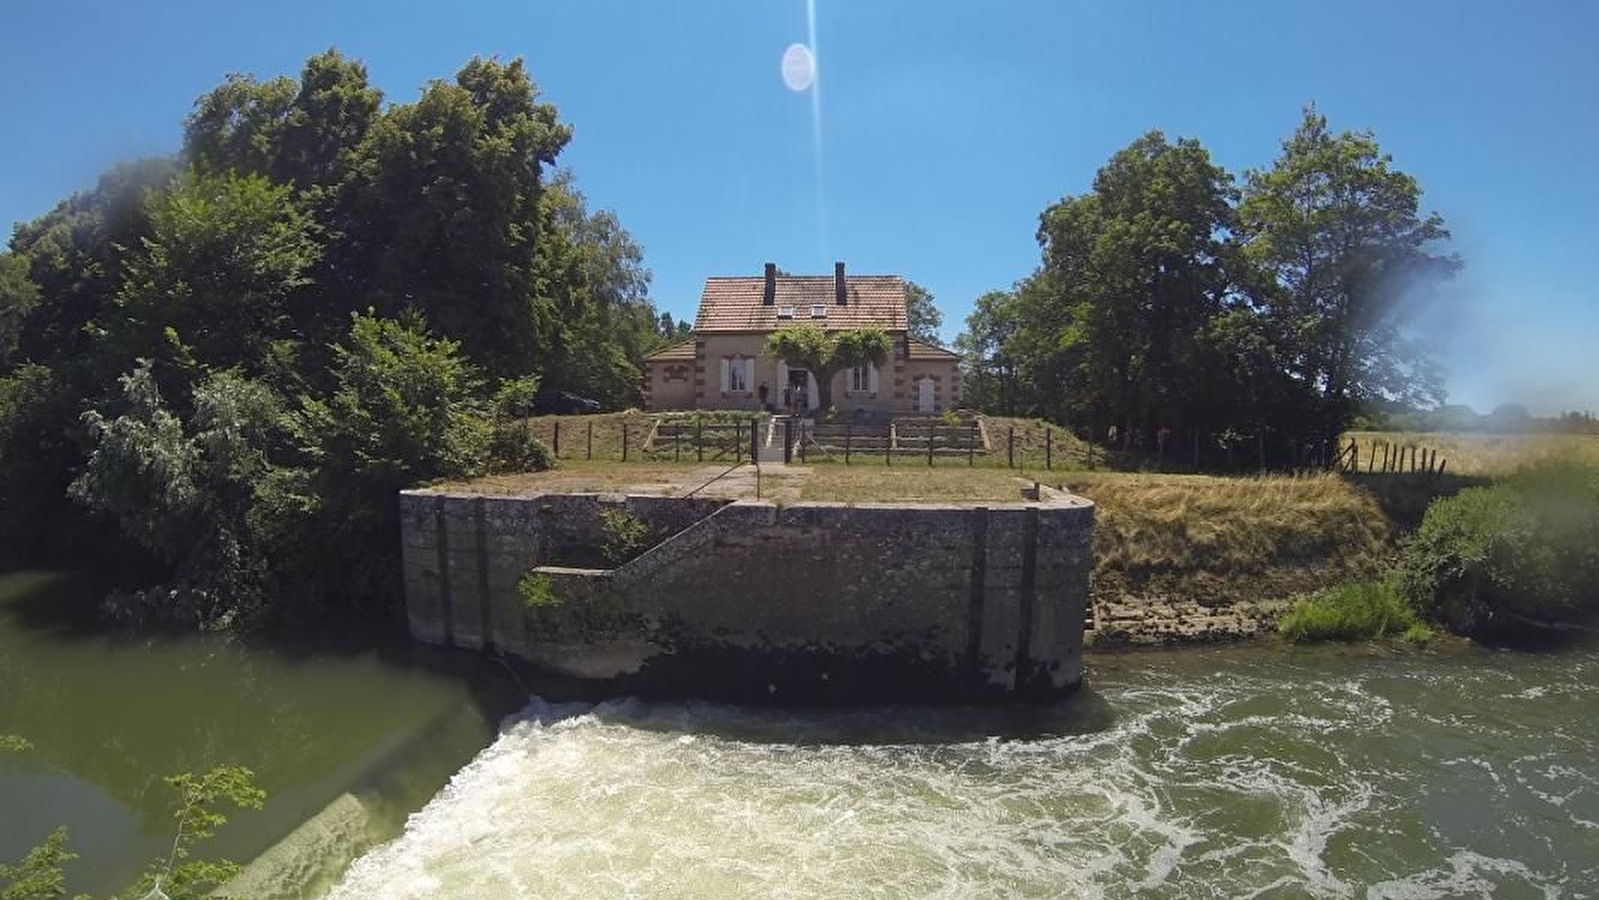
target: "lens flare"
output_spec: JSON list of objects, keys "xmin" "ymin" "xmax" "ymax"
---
[{"xmin": 782, "ymin": 43, "xmax": 816, "ymax": 91}]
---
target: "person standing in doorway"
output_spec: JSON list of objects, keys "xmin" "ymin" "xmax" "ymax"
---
[
  {"xmin": 758, "ymin": 381, "xmax": 770, "ymax": 412},
  {"xmin": 781, "ymin": 384, "xmax": 793, "ymax": 416}
]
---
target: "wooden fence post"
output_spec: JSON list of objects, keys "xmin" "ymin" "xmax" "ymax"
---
[
  {"xmin": 622, "ymin": 423, "xmax": 629, "ymax": 462},
  {"xmin": 845, "ymin": 423, "xmax": 852, "ymax": 465},
  {"xmin": 674, "ymin": 426, "xmax": 680, "ymax": 461},
  {"xmin": 696, "ymin": 420, "xmax": 704, "ymax": 462},
  {"xmin": 1008, "ymin": 427, "xmax": 1015, "ymax": 468},
  {"xmin": 1046, "ymin": 428, "xmax": 1053, "ymax": 470},
  {"xmin": 553, "ymin": 421, "xmax": 561, "ymax": 458},
  {"xmin": 927, "ymin": 425, "xmax": 935, "ymax": 467},
  {"xmin": 969, "ymin": 424, "xmax": 976, "ymax": 466}
]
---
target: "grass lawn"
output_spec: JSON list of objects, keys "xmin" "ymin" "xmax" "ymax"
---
[{"xmin": 794, "ymin": 463, "xmax": 1053, "ymax": 503}]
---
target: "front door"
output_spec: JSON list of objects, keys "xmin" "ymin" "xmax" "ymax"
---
[
  {"xmin": 916, "ymin": 377, "xmax": 935, "ymax": 413},
  {"xmin": 787, "ymin": 369, "xmax": 818, "ymax": 413}
]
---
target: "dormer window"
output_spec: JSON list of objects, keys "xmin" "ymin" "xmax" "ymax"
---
[
  {"xmin": 810, "ymin": 305, "xmax": 828, "ymax": 318},
  {"xmin": 777, "ymin": 305, "xmax": 795, "ymax": 319}
]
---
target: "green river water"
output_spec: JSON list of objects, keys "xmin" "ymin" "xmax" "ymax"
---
[{"xmin": 5, "ymin": 570, "xmax": 1598, "ymax": 898}]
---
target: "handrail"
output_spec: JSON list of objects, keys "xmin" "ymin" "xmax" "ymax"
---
[{"xmin": 683, "ymin": 459, "xmax": 752, "ymax": 499}]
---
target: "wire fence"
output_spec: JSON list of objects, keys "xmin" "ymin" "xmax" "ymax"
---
[{"xmin": 517, "ymin": 414, "xmax": 1448, "ymax": 477}]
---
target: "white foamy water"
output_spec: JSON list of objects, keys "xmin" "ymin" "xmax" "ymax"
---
[{"xmin": 325, "ymin": 646, "xmax": 1599, "ymax": 899}]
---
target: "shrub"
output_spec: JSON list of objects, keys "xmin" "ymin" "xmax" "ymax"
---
[
  {"xmin": 1398, "ymin": 461, "xmax": 1599, "ymax": 637},
  {"xmin": 518, "ymin": 572, "xmax": 558, "ymax": 609},
  {"xmin": 1279, "ymin": 580, "xmax": 1418, "ymax": 642},
  {"xmin": 599, "ymin": 508, "xmax": 651, "ymax": 565}
]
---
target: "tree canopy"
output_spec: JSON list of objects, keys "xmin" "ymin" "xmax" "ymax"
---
[
  {"xmin": 904, "ymin": 280, "xmax": 943, "ymax": 345},
  {"xmin": 0, "ymin": 49, "xmax": 662, "ymax": 622},
  {"xmin": 955, "ymin": 108, "xmax": 1458, "ymax": 466},
  {"xmin": 763, "ymin": 326, "xmax": 892, "ymax": 413}
]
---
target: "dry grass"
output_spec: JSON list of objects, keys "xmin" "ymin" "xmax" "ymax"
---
[
  {"xmin": 796, "ymin": 464, "xmax": 1052, "ymax": 503},
  {"xmin": 1344, "ymin": 431, "xmax": 1599, "ymax": 477},
  {"xmin": 1062, "ymin": 471, "xmax": 1391, "ymax": 608},
  {"xmin": 517, "ymin": 411, "xmax": 657, "ymax": 462},
  {"xmin": 978, "ymin": 415, "xmax": 1103, "ymax": 469},
  {"xmin": 436, "ymin": 460, "xmax": 759, "ymax": 498}
]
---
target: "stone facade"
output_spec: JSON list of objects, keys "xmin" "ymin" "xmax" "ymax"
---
[
  {"xmin": 399, "ymin": 487, "xmax": 1094, "ymax": 703},
  {"xmin": 642, "ymin": 263, "xmax": 962, "ymax": 414}
]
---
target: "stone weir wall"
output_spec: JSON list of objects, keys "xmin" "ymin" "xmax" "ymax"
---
[{"xmin": 399, "ymin": 488, "xmax": 1094, "ymax": 702}]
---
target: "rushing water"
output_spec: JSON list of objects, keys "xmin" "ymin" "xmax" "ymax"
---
[
  {"xmin": 0, "ymin": 571, "xmax": 523, "ymax": 898},
  {"xmin": 328, "ymin": 643, "xmax": 1599, "ymax": 900},
  {"xmin": 7, "ymin": 569, "xmax": 1597, "ymax": 899}
]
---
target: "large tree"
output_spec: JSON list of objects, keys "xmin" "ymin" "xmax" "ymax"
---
[
  {"xmin": 904, "ymin": 280, "xmax": 943, "ymax": 344},
  {"xmin": 1030, "ymin": 131, "xmax": 1239, "ymax": 440},
  {"xmin": 763, "ymin": 326, "xmax": 892, "ymax": 413},
  {"xmin": 0, "ymin": 49, "xmax": 665, "ymax": 614},
  {"xmin": 954, "ymin": 288, "xmax": 1021, "ymax": 415},
  {"xmin": 1238, "ymin": 106, "xmax": 1459, "ymax": 440},
  {"xmin": 347, "ymin": 57, "xmax": 572, "ymax": 376}
]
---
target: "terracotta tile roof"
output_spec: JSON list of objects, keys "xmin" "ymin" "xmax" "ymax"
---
[
  {"xmin": 642, "ymin": 339, "xmax": 696, "ymax": 362},
  {"xmin": 694, "ymin": 275, "xmax": 909, "ymax": 333},
  {"xmin": 906, "ymin": 337, "xmax": 961, "ymax": 361}
]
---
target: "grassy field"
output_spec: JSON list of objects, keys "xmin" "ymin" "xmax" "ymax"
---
[
  {"xmin": 1061, "ymin": 471, "xmax": 1392, "ymax": 610},
  {"xmin": 1344, "ymin": 430, "xmax": 1599, "ymax": 476}
]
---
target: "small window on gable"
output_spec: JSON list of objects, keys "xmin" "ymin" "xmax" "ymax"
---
[
  {"xmin": 811, "ymin": 305, "xmax": 828, "ymax": 318},
  {"xmin": 777, "ymin": 306, "xmax": 795, "ymax": 319}
]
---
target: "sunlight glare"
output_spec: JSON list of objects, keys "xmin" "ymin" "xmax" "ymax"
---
[{"xmin": 782, "ymin": 43, "xmax": 816, "ymax": 92}]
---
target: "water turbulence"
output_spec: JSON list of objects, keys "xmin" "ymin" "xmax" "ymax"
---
[{"xmin": 326, "ymin": 647, "xmax": 1598, "ymax": 899}]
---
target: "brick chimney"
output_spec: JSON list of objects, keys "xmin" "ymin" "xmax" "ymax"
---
[
  {"xmin": 834, "ymin": 261, "xmax": 846, "ymax": 305},
  {"xmin": 763, "ymin": 262, "xmax": 776, "ymax": 305}
]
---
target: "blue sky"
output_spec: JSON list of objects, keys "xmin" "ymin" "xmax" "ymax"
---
[{"xmin": 3, "ymin": 1, "xmax": 1596, "ymax": 413}]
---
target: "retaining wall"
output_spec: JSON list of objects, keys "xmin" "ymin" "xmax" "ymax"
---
[{"xmin": 399, "ymin": 487, "xmax": 1094, "ymax": 702}]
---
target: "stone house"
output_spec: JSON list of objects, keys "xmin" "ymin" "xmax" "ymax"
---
[{"xmin": 643, "ymin": 263, "xmax": 962, "ymax": 414}]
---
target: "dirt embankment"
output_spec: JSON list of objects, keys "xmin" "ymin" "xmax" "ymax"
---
[{"xmin": 1064, "ymin": 473, "xmax": 1394, "ymax": 646}]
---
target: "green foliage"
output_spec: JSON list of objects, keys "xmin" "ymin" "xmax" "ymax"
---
[
  {"xmin": 1398, "ymin": 462, "xmax": 1599, "ymax": 636},
  {"xmin": 0, "ymin": 827, "xmax": 76, "ymax": 900},
  {"xmin": 0, "ymin": 253, "xmax": 40, "ymax": 369},
  {"xmin": 1027, "ymin": 131, "xmax": 1239, "ymax": 438},
  {"xmin": 954, "ymin": 289, "xmax": 1021, "ymax": 415},
  {"xmin": 1401, "ymin": 622, "xmax": 1436, "ymax": 645},
  {"xmin": 265, "ymin": 312, "xmax": 494, "ymax": 609},
  {"xmin": 958, "ymin": 109, "xmax": 1457, "ymax": 468},
  {"xmin": 0, "ymin": 735, "xmax": 32, "ymax": 753},
  {"xmin": 518, "ymin": 572, "xmax": 558, "ymax": 609},
  {"xmin": 599, "ymin": 508, "xmax": 651, "ymax": 565},
  {"xmin": 486, "ymin": 376, "xmax": 555, "ymax": 472},
  {"xmin": 0, "ymin": 765, "xmax": 263, "ymax": 900},
  {"xmin": 763, "ymin": 326, "xmax": 891, "ymax": 412},
  {"xmin": 904, "ymin": 280, "xmax": 942, "ymax": 345},
  {"xmin": 0, "ymin": 364, "xmax": 97, "ymax": 566},
  {"xmin": 69, "ymin": 363, "xmax": 282, "ymax": 626},
  {"xmin": 1238, "ymin": 106, "xmax": 1460, "ymax": 434},
  {"xmin": 1, "ymin": 49, "xmax": 661, "ymax": 613},
  {"xmin": 300, "ymin": 312, "xmax": 489, "ymax": 484},
  {"xmin": 124, "ymin": 766, "xmax": 266, "ymax": 900},
  {"xmin": 1279, "ymin": 580, "xmax": 1419, "ymax": 642},
  {"xmin": 115, "ymin": 171, "xmax": 320, "ymax": 385}
]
